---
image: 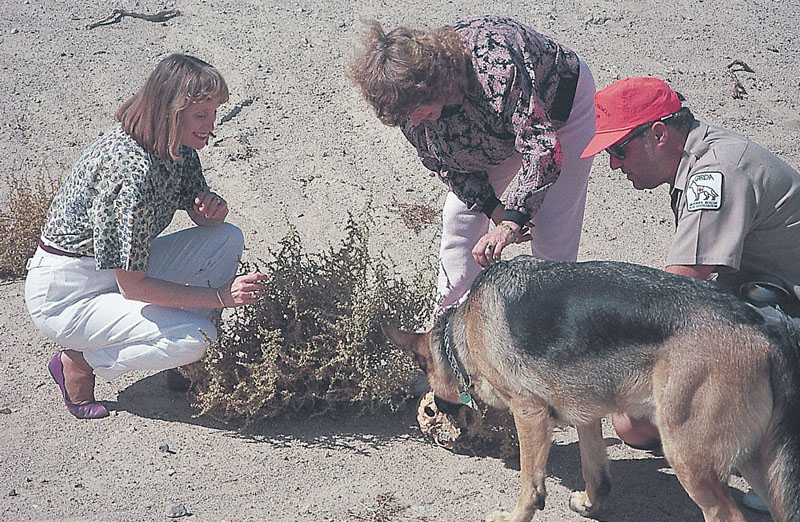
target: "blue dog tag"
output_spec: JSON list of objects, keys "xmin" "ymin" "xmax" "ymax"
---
[{"xmin": 460, "ymin": 391, "xmax": 478, "ymax": 410}]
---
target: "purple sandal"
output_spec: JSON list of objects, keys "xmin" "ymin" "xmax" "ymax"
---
[{"xmin": 48, "ymin": 352, "xmax": 109, "ymax": 419}]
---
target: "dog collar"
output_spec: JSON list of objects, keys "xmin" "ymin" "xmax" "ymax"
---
[{"xmin": 441, "ymin": 314, "xmax": 478, "ymax": 411}]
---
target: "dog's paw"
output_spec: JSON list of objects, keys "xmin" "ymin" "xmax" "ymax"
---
[
  {"xmin": 484, "ymin": 510, "xmax": 512, "ymax": 522},
  {"xmin": 569, "ymin": 490, "xmax": 602, "ymax": 517}
]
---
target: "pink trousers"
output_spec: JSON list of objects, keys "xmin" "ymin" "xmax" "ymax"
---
[{"xmin": 437, "ymin": 58, "xmax": 596, "ymax": 308}]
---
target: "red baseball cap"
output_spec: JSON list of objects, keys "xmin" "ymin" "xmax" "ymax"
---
[{"xmin": 580, "ymin": 77, "xmax": 682, "ymax": 158}]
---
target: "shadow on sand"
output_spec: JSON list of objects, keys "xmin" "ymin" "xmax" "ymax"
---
[
  {"xmin": 108, "ymin": 372, "xmax": 774, "ymax": 521},
  {"xmin": 107, "ymin": 370, "xmax": 419, "ymax": 453}
]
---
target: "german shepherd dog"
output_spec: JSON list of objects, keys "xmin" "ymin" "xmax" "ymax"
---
[{"xmin": 383, "ymin": 256, "xmax": 800, "ymax": 522}]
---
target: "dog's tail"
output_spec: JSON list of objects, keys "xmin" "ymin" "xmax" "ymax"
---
[{"xmin": 764, "ymin": 316, "xmax": 800, "ymax": 520}]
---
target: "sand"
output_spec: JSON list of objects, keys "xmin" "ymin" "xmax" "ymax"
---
[{"xmin": 2, "ymin": 0, "xmax": 797, "ymax": 520}]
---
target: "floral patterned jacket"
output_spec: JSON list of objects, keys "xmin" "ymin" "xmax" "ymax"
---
[
  {"xmin": 401, "ymin": 15, "xmax": 581, "ymax": 225},
  {"xmin": 41, "ymin": 124, "xmax": 209, "ymax": 271}
]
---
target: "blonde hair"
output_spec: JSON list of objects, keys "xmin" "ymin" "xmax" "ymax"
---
[
  {"xmin": 348, "ymin": 20, "xmax": 472, "ymax": 126},
  {"xmin": 116, "ymin": 54, "xmax": 229, "ymax": 162}
]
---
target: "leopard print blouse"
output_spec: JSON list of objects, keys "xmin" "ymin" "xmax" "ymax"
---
[{"xmin": 41, "ymin": 123, "xmax": 209, "ymax": 271}]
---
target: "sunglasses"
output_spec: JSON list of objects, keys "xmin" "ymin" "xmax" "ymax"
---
[
  {"xmin": 605, "ymin": 113, "xmax": 678, "ymax": 161},
  {"xmin": 605, "ymin": 125, "xmax": 650, "ymax": 160}
]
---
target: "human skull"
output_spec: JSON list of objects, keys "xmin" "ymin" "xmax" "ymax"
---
[{"xmin": 416, "ymin": 390, "xmax": 463, "ymax": 449}]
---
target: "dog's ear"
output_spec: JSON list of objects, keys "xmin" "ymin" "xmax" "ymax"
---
[{"xmin": 380, "ymin": 324, "xmax": 433, "ymax": 374}]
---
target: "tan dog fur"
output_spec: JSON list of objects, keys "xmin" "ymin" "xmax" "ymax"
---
[{"xmin": 384, "ymin": 256, "xmax": 800, "ymax": 522}]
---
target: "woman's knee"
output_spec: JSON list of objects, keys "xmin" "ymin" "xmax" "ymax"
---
[
  {"xmin": 221, "ymin": 222, "xmax": 244, "ymax": 251},
  {"xmin": 169, "ymin": 321, "xmax": 217, "ymax": 364},
  {"xmin": 210, "ymin": 222, "xmax": 245, "ymax": 258}
]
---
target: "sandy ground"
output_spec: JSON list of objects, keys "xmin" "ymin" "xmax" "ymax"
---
[{"xmin": 2, "ymin": 0, "xmax": 799, "ymax": 520}]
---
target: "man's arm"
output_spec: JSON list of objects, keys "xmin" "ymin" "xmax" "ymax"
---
[{"xmin": 665, "ymin": 264, "xmax": 716, "ymax": 280}]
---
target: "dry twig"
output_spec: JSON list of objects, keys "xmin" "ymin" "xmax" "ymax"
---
[
  {"xmin": 219, "ymin": 98, "xmax": 255, "ymax": 125},
  {"xmin": 86, "ymin": 9, "xmax": 181, "ymax": 30},
  {"xmin": 725, "ymin": 59, "xmax": 755, "ymax": 99},
  {"xmin": 348, "ymin": 493, "xmax": 411, "ymax": 521}
]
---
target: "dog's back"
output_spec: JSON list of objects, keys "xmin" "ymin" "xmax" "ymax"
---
[
  {"xmin": 471, "ymin": 256, "xmax": 762, "ymax": 351},
  {"xmin": 462, "ymin": 256, "xmax": 800, "ymax": 520},
  {"xmin": 463, "ymin": 257, "xmax": 766, "ymax": 416}
]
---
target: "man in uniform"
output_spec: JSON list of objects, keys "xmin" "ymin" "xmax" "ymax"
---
[{"xmin": 580, "ymin": 76, "xmax": 800, "ymax": 512}]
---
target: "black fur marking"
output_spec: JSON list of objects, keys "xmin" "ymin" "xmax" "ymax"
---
[
  {"xmin": 468, "ymin": 257, "xmax": 775, "ymax": 401},
  {"xmin": 765, "ymin": 309, "xmax": 800, "ymax": 515},
  {"xmin": 474, "ymin": 257, "xmax": 764, "ymax": 364}
]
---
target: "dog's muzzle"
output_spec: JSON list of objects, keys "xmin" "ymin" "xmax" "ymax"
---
[{"xmin": 433, "ymin": 395, "xmax": 464, "ymax": 415}]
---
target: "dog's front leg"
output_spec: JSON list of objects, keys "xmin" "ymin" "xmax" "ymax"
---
[
  {"xmin": 569, "ymin": 419, "xmax": 611, "ymax": 516},
  {"xmin": 485, "ymin": 399, "xmax": 552, "ymax": 522}
]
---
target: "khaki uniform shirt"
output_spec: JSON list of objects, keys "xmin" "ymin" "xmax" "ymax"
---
[{"xmin": 668, "ymin": 121, "xmax": 800, "ymax": 298}]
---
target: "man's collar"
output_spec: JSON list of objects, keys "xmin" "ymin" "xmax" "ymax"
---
[{"xmin": 673, "ymin": 120, "xmax": 709, "ymax": 191}]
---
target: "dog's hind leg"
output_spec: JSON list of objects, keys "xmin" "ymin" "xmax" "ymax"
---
[
  {"xmin": 665, "ymin": 460, "xmax": 747, "ymax": 522},
  {"xmin": 657, "ymin": 396, "xmax": 751, "ymax": 521},
  {"xmin": 569, "ymin": 419, "xmax": 611, "ymax": 516},
  {"xmin": 654, "ymin": 340, "xmax": 763, "ymax": 522},
  {"xmin": 485, "ymin": 397, "xmax": 552, "ymax": 522}
]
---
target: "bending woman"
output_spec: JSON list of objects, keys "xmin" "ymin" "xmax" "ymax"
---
[
  {"xmin": 25, "ymin": 54, "xmax": 266, "ymax": 419},
  {"xmin": 350, "ymin": 15, "xmax": 596, "ymax": 308}
]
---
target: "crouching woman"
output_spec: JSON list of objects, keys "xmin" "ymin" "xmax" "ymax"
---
[{"xmin": 25, "ymin": 54, "xmax": 266, "ymax": 419}]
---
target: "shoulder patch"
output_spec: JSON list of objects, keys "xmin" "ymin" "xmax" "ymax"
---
[{"xmin": 686, "ymin": 172, "xmax": 723, "ymax": 211}]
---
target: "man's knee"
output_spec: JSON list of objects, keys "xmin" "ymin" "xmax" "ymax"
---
[{"xmin": 612, "ymin": 413, "xmax": 661, "ymax": 450}]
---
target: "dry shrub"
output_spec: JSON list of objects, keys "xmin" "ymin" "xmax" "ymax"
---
[
  {"xmin": 348, "ymin": 492, "xmax": 408, "ymax": 521},
  {"xmin": 0, "ymin": 167, "xmax": 59, "ymax": 279},
  {"xmin": 183, "ymin": 213, "xmax": 436, "ymax": 423}
]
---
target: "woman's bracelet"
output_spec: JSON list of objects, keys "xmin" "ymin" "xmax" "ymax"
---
[
  {"xmin": 499, "ymin": 222, "xmax": 518, "ymax": 240},
  {"xmin": 215, "ymin": 288, "xmax": 226, "ymax": 308}
]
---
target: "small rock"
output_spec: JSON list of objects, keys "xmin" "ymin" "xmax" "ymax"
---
[
  {"xmin": 158, "ymin": 443, "xmax": 170, "ymax": 453},
  {"xmin": 167, "ymin": 468, "xmax": 176, "ymax": 476},
  {"xmin": 166, "ymin": 503, "xmax": 188, "ymax": 518},
  {"xmin": 8, "ymin": 489, "xmax": 17, "ymax": 497},
  {"xmin": 0, "ymin": 407, "xmax": 11, "ymax": 414},
  {"xmin": 11, "ymin": 28, "xmax": 19, "ymax": 34}
]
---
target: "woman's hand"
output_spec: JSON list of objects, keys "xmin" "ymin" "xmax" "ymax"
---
[
  {"xmin": 472, "ymin": 221, "xmax": 529, "ymax": 267},
  {"xmin": 116, "ymin": 269, "xmax": 267, "ymax": 309},
  {"xmin": 189, "ymin": 191, "xmax": 228, "ymax": 226},
  {"xmin": 217, "ymin": 272, "xmax": 269, "ymax": 307}
]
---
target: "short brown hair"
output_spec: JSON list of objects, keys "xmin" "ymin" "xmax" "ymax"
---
[
  {"xmin": 348, "ymin": 21, "xmax": 471, "ymax": 127},
  {"xmin": 116, "ymin": 54, "xmax": 229, "ymax": 162}
]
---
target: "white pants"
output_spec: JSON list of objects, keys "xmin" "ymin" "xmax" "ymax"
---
[
  {"xmin": 437, "ymin": 58, "xmax": 596, "ymax": 308},
  {"xmin": 25, "ymin": 223, "xmax": 244, "ymax": 380}
]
